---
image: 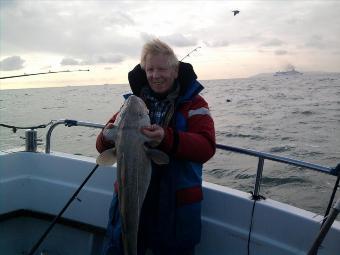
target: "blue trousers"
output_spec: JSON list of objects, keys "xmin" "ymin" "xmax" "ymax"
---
[
  {"xmin": 102, "ymin": 194, "xmax": 123, "ymax": 255},
  {"xmin": 101, "ymin": 194, "xmax": 195, "ymax": 255}
]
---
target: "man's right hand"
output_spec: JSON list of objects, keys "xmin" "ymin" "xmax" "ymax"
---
[{"xmin": 102, "ymin": 123, "xmax": 116, "ymax": 145}]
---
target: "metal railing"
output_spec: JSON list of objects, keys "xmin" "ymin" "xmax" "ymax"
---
[
  {"xmin": 214, "ymin": 144, "xmax": 339, "ymax": 255},
  {"xmin": 45, "ymin": 119, "xmax": 105, "ymax": 153},
  {"xmin": 44, "ymin": 119, "xmax": 339, "ymax": 196},
  {"xmin": 43, "ymin": 119, "xmax": 340, "ymax": 254},
  {"xmin": 216, "ymin": 144, "xmax": 339, "ymax": 199}
]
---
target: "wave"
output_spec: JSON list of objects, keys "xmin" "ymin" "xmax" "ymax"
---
[
  {"xmin": 42, "ymin": 106, "xmax": 65, "ymax": 110},
  {"xmin": 261, "ymin": 175, "xmax": 310, "ymax": 186},
  {"xmin": 224, "ymin": 133, "xmax": 264, "ymax": 141},
  {"xmin": 291, "ymin": 110, "xmax": 316, "ymax": 115},
  {"xmin": 269, "ymin": 145, "xmax": 294, "ymax": 153}
]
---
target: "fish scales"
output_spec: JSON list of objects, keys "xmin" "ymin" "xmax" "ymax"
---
[
  {"xmin": 97, "ymin": 95, "xmax": 169, "ymax": 255},
  {"xmin": 115, "ymin": 96, "xmax": 151, "ymax": 255}
]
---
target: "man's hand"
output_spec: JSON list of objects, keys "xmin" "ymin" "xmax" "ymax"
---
[
  {"xmin": 141, "ymin": 124, "xmax": 165, "ymax": 147},
  {"xmin": 102, "ymin": 123, "xmax": 116, "ymax": 145}
]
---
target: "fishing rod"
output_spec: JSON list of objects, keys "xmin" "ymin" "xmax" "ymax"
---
[
  {"xmin": 0, "ymin": 69, "xmax": 89, "ymax": 79},
  {"xmin": 28, "ymin": 164, "xmax": 100, "ymax": 255},
  {"xmin": 180, "ymin": 46, "xmax": 201, "ymax": 61}
]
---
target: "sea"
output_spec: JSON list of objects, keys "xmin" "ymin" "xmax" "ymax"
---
[{"xmin": 1, "ymin": 72, "xmax": 339, "ymax": 216}]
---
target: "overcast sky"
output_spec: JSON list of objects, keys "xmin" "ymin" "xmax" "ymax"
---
[{"xmin": 1, "ymin": 0, "xmax": 340, "ymax": 89}]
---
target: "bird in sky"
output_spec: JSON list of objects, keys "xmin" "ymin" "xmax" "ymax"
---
[{"xmin": 232, "ymin": 10, "xmax": 240, "ymax": 16}]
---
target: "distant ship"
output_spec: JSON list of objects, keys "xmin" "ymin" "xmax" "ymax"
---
[{"xmin": 274, "ymin": 67, "xmax": 303, "ymax": 76}]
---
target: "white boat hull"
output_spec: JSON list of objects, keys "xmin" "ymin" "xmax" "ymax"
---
[{"xmin": 1, "ymin": 151, "xmax": 339, "ymax": 254}]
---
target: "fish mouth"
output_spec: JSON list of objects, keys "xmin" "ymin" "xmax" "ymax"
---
[
  {"xmin": 126, "ymin": 95, "xmax": 148, "ymax": 113},
  {"xmin": 126, "ymin": 95, "xmax": 144, "ymax": 105}
]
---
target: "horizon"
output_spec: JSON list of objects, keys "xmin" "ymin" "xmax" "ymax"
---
[
  {"xmin": 1, "ymin": 69, "xmax": 339, "ymax": 91},
  {"xmin": 1, "ymin": 0, "xmax": 340, "ymax": 90}
]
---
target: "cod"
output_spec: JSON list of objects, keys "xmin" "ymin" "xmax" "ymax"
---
[{"xmin": 97, "ymin": 95, "xmax": 169, "ymax": 255}]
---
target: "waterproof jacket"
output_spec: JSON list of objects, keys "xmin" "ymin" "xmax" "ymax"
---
[{"xmin": 96, "ymin": 62, "xmax": 215, "ymax": 250}]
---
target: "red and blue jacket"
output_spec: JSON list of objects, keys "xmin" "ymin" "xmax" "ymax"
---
[{"xmin": 96, "ymin": 62, "xmax": 216, "ymax": 250}]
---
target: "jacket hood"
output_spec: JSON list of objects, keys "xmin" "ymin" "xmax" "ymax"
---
[{"xmin": 128, "ymin": 62, "xmax": 199, "ymax": 97}]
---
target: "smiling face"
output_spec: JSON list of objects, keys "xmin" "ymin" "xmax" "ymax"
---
[{"xmin": 144, "ymin": 53, "xmax": 178, "ymax": 95}]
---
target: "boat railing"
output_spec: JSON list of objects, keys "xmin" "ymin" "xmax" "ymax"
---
[
  {"xmin": 216, "ymin": 144, "xmax": 339, "ymax": 198},
  {"xmin": 5, "ymin": 118, "xmax": 340, "ymax": 253},
  {"xmin": 45, "ymin": 119, "xmax": 105, "ymax": 154},
  {"xmin": 44, "ymin": 119, "xmax": 339, "ymax": 203},
  {"xmin": 44, "ymin": 119, "xmax": 339, "ymax": 177}
]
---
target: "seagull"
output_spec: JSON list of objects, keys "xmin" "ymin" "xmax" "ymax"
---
[{"xmin": 232, "ymin": 10, "xmax": 240, "ymax": 16}]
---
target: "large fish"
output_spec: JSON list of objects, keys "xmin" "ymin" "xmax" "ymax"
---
[{"xmin": 96, "ymin": 95, "xmax": 169, "ymax": 255}]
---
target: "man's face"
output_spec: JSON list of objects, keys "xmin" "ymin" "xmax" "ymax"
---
[{"xmin": 145, "ymin": 53, "xmax": 178, "ymax": 95}]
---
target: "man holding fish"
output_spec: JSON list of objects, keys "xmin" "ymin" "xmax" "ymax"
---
[{"xmin": 96, "ymin": 39, "xmax": 216, "ymax": 255}]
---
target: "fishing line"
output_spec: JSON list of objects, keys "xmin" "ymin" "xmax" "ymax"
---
[
  {"xmin": 28, "ymin": 164, "xmax": 100, "ymax": 255},
  {"xmin": 180, "ymin": 46, "xmax": 201, "ymax": 61},
  {"xmin": 0, "ymin": 69, "xmax": 89, "ymax": 79}
]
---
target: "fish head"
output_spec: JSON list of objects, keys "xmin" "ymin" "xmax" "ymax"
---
[
  {"xmin": 117, "ymin": 95, "xmax": 150, "ymax": 128},
  {"xmin": 96, "ymin": 96, "xmax": 150, "ymax": 166}
]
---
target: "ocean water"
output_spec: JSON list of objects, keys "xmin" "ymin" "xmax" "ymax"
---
[{"xmin": 1, "ymin": 72, "xmax": 339, "ymax": 216}]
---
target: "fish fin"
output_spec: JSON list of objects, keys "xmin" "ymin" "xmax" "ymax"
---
[
  {"xmin": 144, "ymin": 145, "xmax": 169, "ymax": 165},
  {"xmin": 96, "ymin": 148, "xmax": 117, "ymax": 165}
]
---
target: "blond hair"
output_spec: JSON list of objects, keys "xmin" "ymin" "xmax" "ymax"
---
[{"xmin": 140, "ymin": 39, "xmax": 179, "ymax": 70}]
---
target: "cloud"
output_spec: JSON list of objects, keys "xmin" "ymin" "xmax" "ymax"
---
[
  {"xmin": 1, "ymin": 1, "xmax": 141, "ymax": 59},
  {"xmin": 97, "ymin": 55, "xmax": 124, "ymax": 64},
  {"xmin": 204, "ymin": 40, "xmax": 229, "ymax": 48},
  {"xmin": 305, "ymin": 35, "xmax": 325, "ymax": 49},
  {"xmin": 1, "ymin": 1, "xmax": 340, "ymax": 76},
  {"xmin": 0, "ymin": 56, "xmax": 25, "ymax": 71},
  {"xmin": 275, "ymin": 50, "xmax": 288, "ymax": 55},
  {"xmin": 105, "ymin": 12, "xmax": 135, "ymax": 27},
  {"xmin": 159, "ymin": 33, "xmax": 197, "ymax": 47},
  {"xmin": 261, "ymin": 38, "xmax": 285, "ymax": 47},
  {"xmin": 140, "ymin": 32, "xmax": 197, "ymax": 47},
  {"xmin": 60, "ymin": 58, "xmax": 80, "ymax": 66},
  {"xmin": 61, "ymin": 54, "xmax": 125, "ymax": 66}
]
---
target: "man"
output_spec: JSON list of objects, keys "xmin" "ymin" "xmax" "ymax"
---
[{"xmin": 97, "ymin": 39, "xmax": 215, "ymax": 255}]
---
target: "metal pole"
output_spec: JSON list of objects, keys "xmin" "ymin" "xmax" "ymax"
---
[
  {"xmin": 45, "ymin": 119, "xmax": 105, "ymax": 153},
  {"xmin": 45, "ymin": 120, "xmax": 66, "ymax": 153},
  {"xmin": 307, "ymin": 199, "xmax": 340, "ymax": 255},
  {"xmin": 25, "ymin": 129, "xmax": 37, "ymax": 152},
  {"xmin": 253, "ymin": 157, "xmax": 264, "ymax": 199}
]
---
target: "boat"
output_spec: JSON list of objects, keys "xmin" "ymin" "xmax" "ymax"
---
[
  {"xmin": 1, "ymin": 119, "xmax": 339, "ymax": 255},
  {"xmin": 274, "ymin": 67, "xmax": 303, "ymax": 76}
]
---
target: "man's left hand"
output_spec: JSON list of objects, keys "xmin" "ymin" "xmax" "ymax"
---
[{"xmin": 141, "ymin": 124, "xmax": 165, "ymax": 147}]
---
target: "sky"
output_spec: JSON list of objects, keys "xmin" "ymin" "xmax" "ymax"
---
[{"xmin": 0, "ymin": 0, "xmax": 340, "ymax": 90}]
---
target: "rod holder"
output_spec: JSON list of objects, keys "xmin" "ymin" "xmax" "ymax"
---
[{"xmin": 25, "ymin": 129, "xmax": 38, "ymax": 152}]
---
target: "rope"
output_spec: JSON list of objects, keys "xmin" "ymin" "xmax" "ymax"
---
[
  {"xmin": 247, "ymin": 192, "xmax": 265, "ymax": 255},
  {"xmin": 0, "ymin": 121, "xmax": 54, "ymax": 133},
  {"xmin": 247, "ymin": 199, "xmax": 257, "ymax": 255}
]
